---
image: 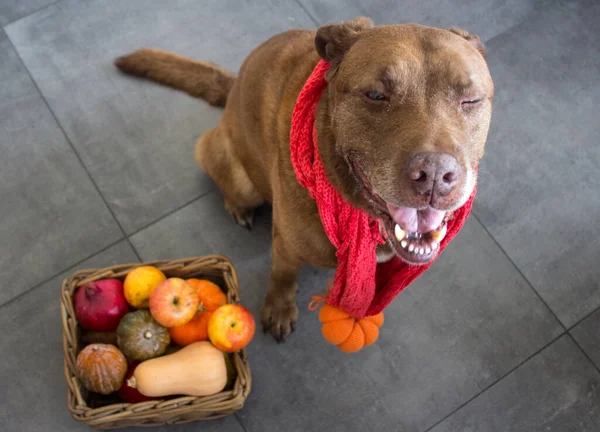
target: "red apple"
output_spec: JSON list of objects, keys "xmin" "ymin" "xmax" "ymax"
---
[
  {"xmin": 149, "ymin": 278, "xmax": 199, "ymax": 328},
  {"xmin": 74, "ymin": 279, "xmax": 129, "ymax": 332},
  {"xmin": 208, "ymin": 304, "xmax": 255, "ymax": 352},
  {"xmin": 117, "ymin": 361, "xmax": 157, "ymax": 403}
]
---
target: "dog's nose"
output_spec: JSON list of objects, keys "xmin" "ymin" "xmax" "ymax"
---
[{"xmin": 407, "ymin": 152, "xmax": 462, "ymax": 198}]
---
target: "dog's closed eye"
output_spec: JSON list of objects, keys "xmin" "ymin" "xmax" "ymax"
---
[
  {"xmin": 362, "ymin": 90, "xmax": 390, "ymax": 102},
  {"xmin": 460, "ymin": 98, "xmax": 482, "ymax": 111}
]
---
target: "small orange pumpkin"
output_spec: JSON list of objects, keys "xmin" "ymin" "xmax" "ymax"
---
[
  {"xmin": 76, "ymin": 343, "xmax": 127, "ymax": 394},
  {"xmin": 186, "ymin": 279, "xmax": 227, "ymax": 312},
  {"xmin": 319, "ymin": 304, "xmax": 384, "ymax": 353},
  {"xmin": 169, "ymin": 310, "xmax": 213, "ymax": 346}
]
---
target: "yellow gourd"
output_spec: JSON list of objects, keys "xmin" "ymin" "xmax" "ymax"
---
[{"xmin": 127, "ymin": 341, "xmax": 227, "ymax": 397}]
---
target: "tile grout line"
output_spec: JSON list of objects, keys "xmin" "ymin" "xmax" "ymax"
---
[
  {"xmin": 9, "ymin": 31, "xmax": 149, "ymax": 283},
  {"xmin": 6, "ymin": 32, "xmax": 216, "ymax": 279},
  {"xmin": 124, "ymin": 189, "xmax": 216, "ymax": 264},
  {"xmin": 0, "ymin": 236, "xmax": 127, "ymax": 310},
  {"xmin": 471, "ymin": 213, "xmax": 568, "ymax": 332},
  {"xmin": 422, "ymin": 203, "xmax": 599, "ymax": 429},
  {"xmin": 233, "ymin": 412, "xmax": 250, "ymax": 432},
  {"xmin": 0, "ymin": 187, "xmax": 216, "ymax": 311},
  {"xmin": 7, "ymin": 36, "xmax": 131, "ymax": 238},
  {"xmin": 292, "ymin": 0, "xmax": 320, "ymax": 26},
  {"xmin": 126, "ymin": 189, "xmax": 215, "ymax": 239},
  {"xmin": 566, "ymin": 304, "xmax": 600, "ymax": 332},
  {"xmin": 567, "ymin": 333, "xmax": 600, "ymax": 376},
  {"xmin": 1, "ymin": 0, "xmax": 63, "ymax": 30},
  {"xmin": 125, "ymin": 237, "xmax": 143, "ymax": 262},
  {"xmin": 465, "ymin": 215, "xmax": 600, "ymax": 413},
  {"xmin": 4, "ymin": 22, "xmax": 222, "ymax": 314},
  {"xmin": 6, "ymin": 33, "xmax": 147, "ymax": 304},
  {"xmin": 422, "ymin": 332, "xmax": 566, "ymax": 432}
]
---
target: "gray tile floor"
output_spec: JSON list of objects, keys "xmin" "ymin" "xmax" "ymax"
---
[{"xmin": 1, "ymin": 0, "xmax": 598, "ymax": 431}]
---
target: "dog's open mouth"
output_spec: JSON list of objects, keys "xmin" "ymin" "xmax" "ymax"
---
[
  {"xmin": 350, "ymin": 159, "xmax": 451, "ymax": 265},
  {"xmin": 381, "ymin": 205, "xmax": 449, "ymax": 265}
]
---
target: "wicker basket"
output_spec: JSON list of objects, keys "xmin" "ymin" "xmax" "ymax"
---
[{"xmin": 61, "ymin": 255, "xmax": 252, "ymax": 429}]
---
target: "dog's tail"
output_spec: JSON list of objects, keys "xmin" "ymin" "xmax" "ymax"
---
[{"xmin": 114, "ymin": 49, "xmax": 235, "ymax": 107}]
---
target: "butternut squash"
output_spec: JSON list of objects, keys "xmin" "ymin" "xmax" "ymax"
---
[{"xmin": 128, "ymin": 341, "xmax": 227, "ymax": 397}]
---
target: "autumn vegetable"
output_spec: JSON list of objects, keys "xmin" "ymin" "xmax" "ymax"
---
[
  {"xmin": 128, "ymin": 341, "xmax": 228, "ymax": 397},
  {"xmin": 117, "ymin": 361, "xmax": 157, "ymax": 403},
  {"xmin": 186, "ymin": 279, "xmax": 227, "ymax": 311},
  {"xmin": 116, "ymin": 310, "xmax": 170, "ymax": 361},
  {"xmin": 76, "ymin": 344, "xmax": 127, "ymax": 394},
  {"xmin": 169, "ymin": 310, "xmax": 213, "ymax": 346},
  {"xmin": 319, "ymin": 304, "xmax": 384, "ymax": 353}
]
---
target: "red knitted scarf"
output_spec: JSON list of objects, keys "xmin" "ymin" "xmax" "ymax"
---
[{"xmin": 291, "ymin": 59, "xmax": 476, "ymax": 319}]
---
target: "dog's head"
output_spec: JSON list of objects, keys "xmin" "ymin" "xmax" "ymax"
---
[{"xmin": 315, "ymin": 17, "xmax": 494, "ymax": 265}]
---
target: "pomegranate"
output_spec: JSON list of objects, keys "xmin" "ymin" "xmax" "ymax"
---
[
  {"xmin": 74, "ymin": 279, "xmax": 129, "ymax": 332},
  {"xmin": 117, "ymin": 361, "xmax": 157, "ymax": 403}
]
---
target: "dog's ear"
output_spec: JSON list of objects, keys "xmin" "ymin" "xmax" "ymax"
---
[
  {"xmin": 448, "ymin": 27, "xmax": 486, "ymax": 58},
  {"xmin": 315, "ymin": 17, "xmax": 374, "ymax": 66}
]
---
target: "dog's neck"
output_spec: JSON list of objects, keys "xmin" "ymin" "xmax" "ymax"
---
[{"xmin": 314, "ymin": 91, "xmax": 367, "ymax": 210}]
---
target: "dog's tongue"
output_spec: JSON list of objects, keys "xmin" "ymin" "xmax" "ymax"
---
[{"xmin": 386, "ymin": 204, "xmax": 446, "ymax": 233}]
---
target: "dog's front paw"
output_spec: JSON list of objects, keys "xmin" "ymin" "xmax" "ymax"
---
[{"xmin": 261, "ymin": 295, "xmax": 299, "ymax": 343}]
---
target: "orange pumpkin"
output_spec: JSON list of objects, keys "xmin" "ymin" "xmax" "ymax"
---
[
  {"xmin": 186, "ymin": 279, "xmax": 227, "ymax": 312},
  {"xmin": 319, "ymin": 304, "xmax": 384, "ymax": 353},
  {"xmin": 76, "ymin": 343, "xmax": 127, "ymax": 394},
  {"xmin": 169, "ymin": 310, "xmax": 213, "ymax": 346}
]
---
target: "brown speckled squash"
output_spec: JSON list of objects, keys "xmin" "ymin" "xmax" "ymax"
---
[
  {"xmin": 116, "ymin": 310, "xmax": 170, "ymax": 361},
  {"xmin": 76, "ymin": 343, "xmax": 127, "ymax": 395}
]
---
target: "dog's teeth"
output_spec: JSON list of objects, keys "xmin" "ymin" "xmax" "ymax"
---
[
  {"xmin": 419, "ymin": 247, "xmax": 425, "ymax": 255},
  {"xmin": 431, "ymin": 241, "xmax": 438, "ymax": 250},
  {"xmin": 401, "ymin": 240, "xmax": 408, "ymax": 248},
  {"xmin": 431, "ymin": 225, "xmax": 448, "ymax": 242},
  {"xmin": 408, "ymin": 244, "xmax": 415, "ymax": 252},
  {"xmin": 425, "ymin": 246, "xmax": 432, "ymax": 254},
  {"xmin": 394, "ymin": 224, "xmax": 406, "ymax": 241}
]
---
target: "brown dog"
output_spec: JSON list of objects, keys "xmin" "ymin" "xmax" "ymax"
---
[{"xmin": 115, "ymin": 17, "xmax": 494, "ymax": 342}]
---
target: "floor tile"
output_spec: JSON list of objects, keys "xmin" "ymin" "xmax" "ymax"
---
[
  {"xmin": 571, "ymin": 308, "xmax": 600, "ymax": 370},
  {"xmin": 358, "ymin": 216, "xmax": 564, "ymax": 431},
  {"xmin": 296, "ymin": 0, "xmax": 538, "ymax": 41},
  {"xmin": 472, "ymin": 0, "xmax": 600, "ymax": 327},
  {"xmin": 131, "ymin": 191, "xmax": 563, "ymax": 431},
  {"xmin": 0, "ymin": 30, "xmax": 122, "ymax": 305},
  {"xmin": 5, "ymin": 0, "xmax": 315, "ymax": 233},
  {"xmin": 429, "ymin": 335, "xmax": 600, "ymax": 432},
  {"xmin": 0, "ymin": 240, "xmax": 243, "ymax": 432},
  {"xmin": 0, "ymin": 0, "xmax": 55, "ymax": 27}
]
